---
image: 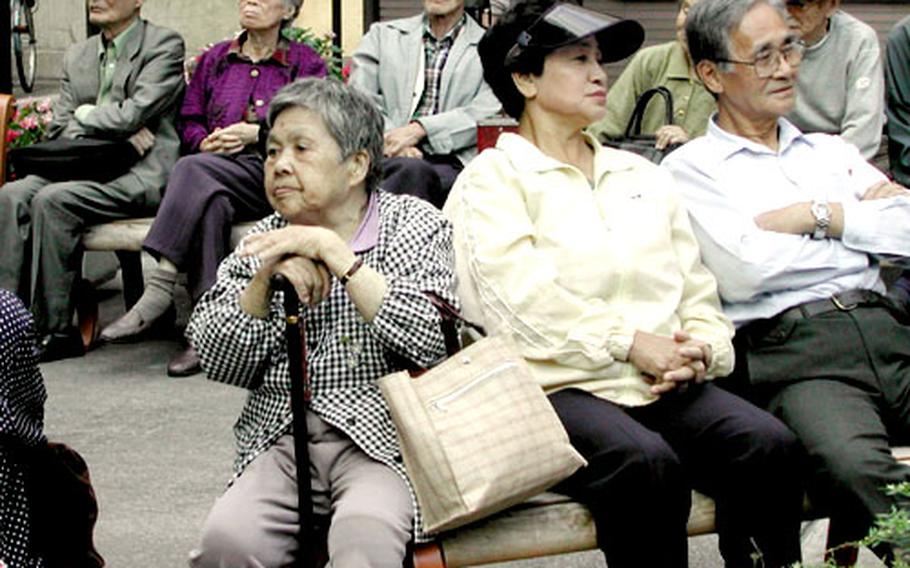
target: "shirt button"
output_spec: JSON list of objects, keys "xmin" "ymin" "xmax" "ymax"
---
[
  {"xmin": 346, "ymin": 417, "xmax": 357, "ymax": 426},
  {"xmin": 250, "ymin": 68, "xmax": 260, "ymax": 78},
  {"xmin": 255, "ymin": 99, "xmax": 265, "ymax": 107}
]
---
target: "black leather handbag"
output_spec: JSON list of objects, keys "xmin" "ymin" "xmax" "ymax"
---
[
  {"xmin": 601, "ymin": 86, "xmax": 682, "ymax": 164},
  {"xmin": 9, "ymin": 137, "xmax": 140, "ymax": 183}
]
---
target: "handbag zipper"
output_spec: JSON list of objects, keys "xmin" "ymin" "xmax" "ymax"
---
[{"xmin": 430, "ymin": 361, "xmax": 519, "ymax": 412}]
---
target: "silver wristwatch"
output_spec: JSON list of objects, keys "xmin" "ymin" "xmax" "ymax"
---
[{"xmin": 810, "ymin": 200, "xmax": 831, "ymax": 240}]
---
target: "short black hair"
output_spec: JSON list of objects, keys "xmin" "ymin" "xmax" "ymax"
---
[{"xmin": 478, "ymin": 0, "xmax": 567, "ymax": 119}]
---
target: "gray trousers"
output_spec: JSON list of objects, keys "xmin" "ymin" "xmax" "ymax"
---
[
  {"xmin": 0, "ymin": 174, "xmax": 157, "ymax": 333},
  {"xmin": 730, "ymin": 303, "xmax": 910, "ymax": 549},
  {"xmin": 189, "ymin": 411, "xmax": 413, "ymax": 568}
]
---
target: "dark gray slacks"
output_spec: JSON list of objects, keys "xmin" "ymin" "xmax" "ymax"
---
[
  {"xmin": 380, "ymin": 155, "xmax": 463, "ymax": 209},
  {"xmin": 730, "ymin": 304, "xmax": 910, "ymax": 548},
  {"xmin": 142, "ymin": 153, "xmax": 272, "ymax": 302},
  {"xmin": 549, "ymin": 384, "xmax": 803, "ymax": 568},
  {"xmin": 0, "ymin": 174, "xmax": 159, "ymax": 333}
]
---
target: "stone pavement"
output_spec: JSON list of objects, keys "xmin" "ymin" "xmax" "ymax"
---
[{"xmin": 36, "ymin": 273, "xmax": 885, "ymax": 568}]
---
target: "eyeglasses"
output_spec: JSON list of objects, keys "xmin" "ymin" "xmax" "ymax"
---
[{"xmin": 715, "ymin": 38, "xmax": 805, "ymax": 78}]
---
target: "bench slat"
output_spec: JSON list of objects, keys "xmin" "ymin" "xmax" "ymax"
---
[
  {"xmin": 82, "ymin": 218, "xmax": 256, "ymax": 252},
  {"xmin": 438, "ymin": 490, "xmax": 715, "ymax": 567}
]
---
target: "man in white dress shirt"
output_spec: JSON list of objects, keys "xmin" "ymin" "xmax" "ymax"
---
[{"xmin": 663, "ymin": 0, "xmax": 910, "ymax": 560}]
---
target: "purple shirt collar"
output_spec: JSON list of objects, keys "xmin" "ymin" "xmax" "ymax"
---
[
  {"xmin": 227, "ymin": 31, "xmax": 291, "ymax": 66},
  {"xmin": 348, "ymin": 191, "xmax": 380, "ymax": 252}
]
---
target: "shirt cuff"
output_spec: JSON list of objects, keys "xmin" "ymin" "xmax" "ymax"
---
[
  {"xmin": 74, "ymin": 104, "xmax": 96, "ymax": 125},
  {"xmin": 607, "ymin": 329, "xmax": 635, "ymax": 363}
]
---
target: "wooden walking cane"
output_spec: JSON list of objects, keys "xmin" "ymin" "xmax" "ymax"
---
[{"xmin": 274, "ymin": 274, "xmax": 317, "ymax": 568}]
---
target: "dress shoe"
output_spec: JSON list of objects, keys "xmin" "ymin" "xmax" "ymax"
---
[
  {"xmin": 39, "ymin": 330, "xmax": 85, "ymax": 363},
  {"xmin": 167, "ymin": 345, "xmax": 202, "ymax": 377},
  {"xmin": 100, "ymin": 304, "xmax": 175, "ymax": 343}
]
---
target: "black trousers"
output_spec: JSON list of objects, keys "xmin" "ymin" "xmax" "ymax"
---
[
  {"xmin": 380, "ymin": 154, "xmax": 462, "ymax": 209},
  {"xmin": 548, "ymin": 384, "xmax": 803, "ymax": 568},
  {"xmin": 726, "ymin": 303, "xmax": 910, "ymax": 555}
]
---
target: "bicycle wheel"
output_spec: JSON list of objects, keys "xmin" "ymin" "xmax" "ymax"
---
[{"xmin": 13, "ymin": 0, "xmax": 37, "ymax": 93}]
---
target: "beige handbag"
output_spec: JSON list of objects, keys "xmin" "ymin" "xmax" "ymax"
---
[{"xmin": 378, "ymin": 333, "xmax": 586, "ymax": 534}]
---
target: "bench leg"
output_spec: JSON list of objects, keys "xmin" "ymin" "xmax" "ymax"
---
[
  {"xmin": 116, "ymin": 250, "xmax": 144, "ymax": 310},
  {"xmin": 412, "ymin": 542, "xmax": 446, "ymax": 568}
]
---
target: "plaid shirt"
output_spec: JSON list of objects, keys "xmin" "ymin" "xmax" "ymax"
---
[
  {"xmin": 412, "ymin": 16, "xmax": 466, "ymax": 119},
  {"xmin": 187, "ymin": 191, "xmax": 458, "ymax": 538}
]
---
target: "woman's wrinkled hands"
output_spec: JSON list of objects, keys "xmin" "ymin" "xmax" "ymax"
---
[
  {"xmin": 271, "ymin": 256, "xmax": 332, "ymax": 306},
  {"xmin": 238, "ymin": 226, "xmax": 347, "ymax": 316},
  {"xmin": 200, "ymin": 122, "xmax": 260, "ymax": 154},
  {"xmin": 628, "ymin": 330, "xmax": 712, "ymax": 395},
  {"xmin": 240, "ymin": 225, "xmax": 342, "ymax": 267}
]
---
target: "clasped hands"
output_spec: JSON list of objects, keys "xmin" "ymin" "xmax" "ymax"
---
[
  {"xmin": 127, "ymin": 127, "xmax": 156, "ymax": 156},
  {"xmin": 238, "ymin": 226, "xmax": 351, "ymax": 317},
  {"xmin": 629, "ymin": 330, "xmax": 712, "ymax": 395},
  {"xmin": 200, "ymin": 122, "xmax": 260, "ymax": 154},
  {"xmin": 383, "ymin": 122, "xmax": 426, "ymax": 158}
]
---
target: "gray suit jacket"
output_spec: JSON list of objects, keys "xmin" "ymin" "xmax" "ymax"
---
[
  {"xmin": 349, "ymin": 14, "xmax": 501, "ymax": 165},
  {"xmin": 47, "ymin": 19, "xmax": 185, "ymax": 206}
]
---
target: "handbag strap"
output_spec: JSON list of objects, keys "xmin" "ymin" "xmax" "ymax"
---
[
  {"xmin": 624, "ymin": 86, "xmax": 675, "ymax": 138},
  {"xmin": 424, "ymin": 292, "xmax": 486, "ymax": 357}
]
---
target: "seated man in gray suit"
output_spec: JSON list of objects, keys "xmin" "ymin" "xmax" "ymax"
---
[
  {"xmin": 0, "ymin": 0, "xmax": 185, "ymax": 362},
  {"xmin": 662, "ymin": 0, "xmax": 910, "ymax": 561},
  {"xmin": 349, "ymin": 0, "xmax": 501, "ymax": 207}
]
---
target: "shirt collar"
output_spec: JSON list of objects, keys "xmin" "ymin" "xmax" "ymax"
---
[
  {"xmin": 705, "ymin": 114, "xmax": 814, "ymax": 161},
  {"xmin": 98, "ymin": 17, "xmax": 141, "ymax": 59},
  {"xmin": 665, "ymin": 41, "xmax": 697, "ymax": 81},
  {"xmin": 348, "ymin": 191, "xmax": 380, "ymax": 252},
  {"xmin": 227, "ymin": 31, "xmax": 291, "ymax": 66},
  {"xmin": 495, "ymin": 131, "xmax": 641, "ymax": 178}
]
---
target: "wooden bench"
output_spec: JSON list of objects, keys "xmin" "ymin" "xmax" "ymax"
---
[{"xmin": 412, "ymin": 446, "xmax": 910, "ymax": 567}]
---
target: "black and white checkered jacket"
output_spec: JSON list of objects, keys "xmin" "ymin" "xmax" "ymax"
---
[{"xmin": 187, "ymin": 191, "xmax": 458, "ymax": 537}]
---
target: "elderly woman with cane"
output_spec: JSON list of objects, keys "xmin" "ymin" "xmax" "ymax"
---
[
  {"xmin": 186, "ymin": 77, "xmax": 458, "ymax": 568},
  {"xmin": 443, "ymin": 1, "xmax": 805, "ymax": 566}
]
